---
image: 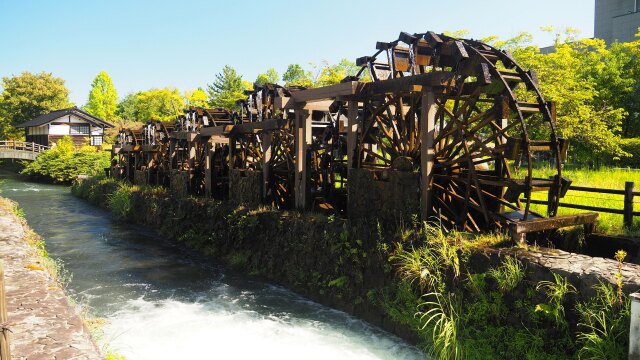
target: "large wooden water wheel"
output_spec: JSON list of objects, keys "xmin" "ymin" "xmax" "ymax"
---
[
  {"xmin": 234, "ymin": 84, "xmax": 297, "ymax": 208},
  {"xmin": 354, "ymin": 31, "xmax": 568, "ymax": 231}
]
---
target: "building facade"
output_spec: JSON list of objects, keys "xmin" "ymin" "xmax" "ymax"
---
[
  {"xmin": 595, "ymin": 0, "xmax": 640, "ymax": 44},
  {"xmin": 17, "ymin": 107, "xmax": 113, "ymax": 148}
]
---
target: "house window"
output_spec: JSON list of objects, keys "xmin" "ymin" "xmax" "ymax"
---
[
  {"xmin": 91, "ymin": 136, "xmax": 103, "ymax": 146},
  {"xmin": 70, "ymin": 124, "xmax": 90, "ymax": 135}
]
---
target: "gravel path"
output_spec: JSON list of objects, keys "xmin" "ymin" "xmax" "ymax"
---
[{"xmin": 0, "ymin": 199, "xmax": 102, "ymax": 359}]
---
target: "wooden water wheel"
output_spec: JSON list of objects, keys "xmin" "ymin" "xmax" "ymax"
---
[{"xmin": 354, "ymin": 31, "xmax": 568, "ymax": 231}]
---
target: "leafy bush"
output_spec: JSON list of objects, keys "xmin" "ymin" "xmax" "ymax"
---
[
  {"xmin": 612, "ymin": 138, "xmax": 640, "ymax": 168},
  {"xmin": 21, "ymin": 136, "xmax": 109, "ymax": 182}
]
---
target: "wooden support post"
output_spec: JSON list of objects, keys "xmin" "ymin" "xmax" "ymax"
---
[
  {"xmin": 262, "ymin": 132, "xmax": 273, "ymax": 200},
  {"xmin": 495, "ymin": 96, "xmax": 510, "ymax": 213},
  {"xmin": 0, "ymin": 262, "xmax": 11, "ymax": 360},
  {"xmin": 228, "ymin": 137, "xmax": 236, "ymax": 198},
  {"xmin": 295, "ymin": 109, "xmax": 312, "ymax": 210},
  {"xmin": 624, "ymin": 181, "xmax": 635, "ymax": 228},
  {"xmin": 347, "ymin": 100, "xmax": 358, "ymax": 169},
  {"xmin": 420, "ymin": 89, "xmax": 436, "ymax": 221},
  {"xmin": 204, "ymin": 142, "xmax": 212, "ymax": 198},
  {"xmin": 630, "ymin": 292, "xmax": 640, "ymax": 360}
]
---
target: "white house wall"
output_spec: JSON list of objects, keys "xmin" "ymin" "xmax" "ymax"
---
[
  {"xmin": 27, "ymin": 125, "xmax": 47, "ymax": 135},
  {"xmin": 49, "ymin": 123, "xmax": 70, "ymax": 135},
  {"xmin": 40, "ymin": 114, "xmax": 104, "ymax": 136}
]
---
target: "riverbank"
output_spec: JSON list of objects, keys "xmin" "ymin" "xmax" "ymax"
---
[
  {"xmin": 0, "ymin": 197, "xmax": 102, "ymax": 359},
  {"xmin": 74, "ymin": 176, "xmax": 640, "ymax": 358}
]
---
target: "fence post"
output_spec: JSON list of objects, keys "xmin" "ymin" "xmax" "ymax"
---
[
  {"xmin": 0, "ymin": 262, "xmax": 11, "ymax": 360},
  {"xmin": 631, "ymin": 293, "xmax": 640, "ymax": 360},
  {"xmin": 624, "ymin": 181, "xmax": 635, "ymax": 228}
]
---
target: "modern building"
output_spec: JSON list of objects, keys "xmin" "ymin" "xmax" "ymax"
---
[
  {"xmin": 595, "ymin": 0, "xmax": 640, "ymax": 44},
  {"xmin": 16, "ymin": 107, "xmax": 113, "ymax": 148}
]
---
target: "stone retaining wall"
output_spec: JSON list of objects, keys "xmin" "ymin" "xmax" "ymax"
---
[{"xmin": 0, "ymin": 199, "xmax": 101, "ymax": 359}]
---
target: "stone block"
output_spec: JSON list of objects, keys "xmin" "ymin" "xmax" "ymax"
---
[{"xmin": 229, "ymin": 169, "xmax": 263, "ymax": 206}]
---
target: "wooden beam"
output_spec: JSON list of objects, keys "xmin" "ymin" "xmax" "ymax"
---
[
  {"xmin": 420, "ymin": 89, "xmax": 436, "ymax": 221},
  {"xmin": 358, "ymin": 71, "xmax": 454, "ymax": 98},
  {"xmin": 230, "ymin": 118, "xmax": 288, "ymax": 135},
  {"xmin": 290, "ymin": 81, "xmax": 360, "ymax": 102},
  {"xmin": 347, "ymin": 100, "xmax": 358, "ymax": 169},
  {"xmin": 199, "ymin": 124, "xmax": 234, "ymax": 137},
  {"xmin": 295, "ymin": 109, "xmax": 312, "ymax": 209},
  {"xmin": 262, "ymin": 132, "xmax": 273, "ymax": 200},
  {"xmin": 509, "ymin": 212, "xmax": 599, "ymax": 234},
  {"xmin": 205, "ymin": 143, "xmax": 212, "ymax": 197},
  {"xmin": 279, "ymin": 97, "xmax": 334, "ymax": 111}
]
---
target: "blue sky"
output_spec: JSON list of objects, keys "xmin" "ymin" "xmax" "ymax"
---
[{"xmin": 0, "ymin": 0, "xmax": 595, "ymax": 105}]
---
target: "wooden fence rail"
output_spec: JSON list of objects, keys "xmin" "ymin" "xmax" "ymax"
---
[
  {"xmin": 0, "ymin": 140, "xmax": 49, "ymax": 153},
  {"xmin": 525, "ymin": 181, "xmax": 639, "ymax": 228},
  {"xmin": 0, "ymin": 262, "xmax": 11, "ymax": 360}
]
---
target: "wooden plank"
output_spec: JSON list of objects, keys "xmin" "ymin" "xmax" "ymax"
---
[
  {"xmin": 262, "ymin": 132, "xmax": 273, "ymax": 200},
  {"xmin": 510, "ymin": 212, "xmax": 599, "ymax": 234},
  {"xmin": 294, "ymin": 110, "xmax": 312, "ymax": 209},
  {"xmin": 230, "ymin": 119, "xmax": 288, "ymax": 135},
  {"xmin": 527, "ymin": 198, "xmax": 626, "ymax": 215},
  {"xmin": 357, "ymin": 71, "xmax": 455, "ymax": 98},
  {"xmin": 420, "ymin": 89, "xmax": 436, "ymax": 221},
  {"xmin": 199, "ymin": 125, "xmax": 234, "ymax": 137},
  {"xmin": 290, "ymin": 81, "xmax": 360, "ymax": 102},
  {"xmin": 281, "ymin": 98, "xmax": 334, "ymax": 111},
  {"xmin": 569, "ymin": 185, "xmax": 626, "ymax": 195},
  {"xmin": 346, "ymin": 100, "xmax": 358, "ymax": 169},
  {"xmin": 205, "ymin": 143, "xmax": 212, "ymax": 197}
]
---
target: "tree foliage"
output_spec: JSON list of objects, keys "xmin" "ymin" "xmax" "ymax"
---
[
  {"xmin": 116, "ymin": 88, "xmax": 184, "ymax": 122},
  {"xmin": 184, "ymin": 88, "xmax": 209, "ymax": 108},
  {"xmin": 282, "ymin": 64, "xmax": 314, "ymax": 88},
  {"xmin": 255, "ymin": 68, "xmax": 279, "ymax": 86},
  {"xmin": 487, "ymin": 28, "xmax": 637, "ymax": 160},
  {"xmin": 206, "ymin": 65, "xmax": 247, "ymax": 109},
  {"xmin": 21, "ymin": 135, "xmax": 110, "ymax": 182},
  {"xmin": 0, "ymin": 72, "xmax": 72, "ymax": 139},
  {"xmin": 85, "ymin": 70, "xmax": 118, "ymax": 121}
]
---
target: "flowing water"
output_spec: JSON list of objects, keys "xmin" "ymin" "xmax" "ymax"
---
[{"xmin": 0, "ymin": 171, "xmax": 425, "ymax": 360}]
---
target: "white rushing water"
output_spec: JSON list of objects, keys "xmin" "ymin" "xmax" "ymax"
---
[{"xmin": 0, "ymin": 172, "xmax": 425, "ymax": 359}]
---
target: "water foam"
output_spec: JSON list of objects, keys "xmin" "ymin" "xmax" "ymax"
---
[{"xmin": 104, "ymin": 296, "xmax": 424, "ymax": 360}]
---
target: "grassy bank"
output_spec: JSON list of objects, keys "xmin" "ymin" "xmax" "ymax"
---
[{"xmin": 72, "ymin": 176, "xmax": 634, "ymax": 359}]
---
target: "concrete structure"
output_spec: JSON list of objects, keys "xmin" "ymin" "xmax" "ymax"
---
[
  {"xmin": 16, "ymin": 107, "xmax": 113, "ymax": 148},
  {"xmin": 595, "ymin": 0, "xmax": 640, "ymax": 44}
]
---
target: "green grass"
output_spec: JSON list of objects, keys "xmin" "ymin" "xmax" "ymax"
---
[{"xmin": 524, "ymin": 167, "xmax": 640, "ymax": 235}]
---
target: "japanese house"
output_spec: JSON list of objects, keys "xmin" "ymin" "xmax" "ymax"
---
[{"xmin": 17, "ymin": 107, "xmax": 114, "ymax": 148}]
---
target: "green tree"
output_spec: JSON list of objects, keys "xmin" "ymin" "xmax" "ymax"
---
[
  {"xmin": 488, "ymin": 29, "xmax": 628, "ymax": 161},
  {"xmin": 85, "ymin": 70, "xmax": 118, "ymax": 121},
  {"xmin": 206, "ymin": 65, "xmax": 247, "ymax": 109},
  {"xmin": 315, "ymin": 59, "xmax": 361, "ymax": 87},
  {"xmin": 135, "ymin": 88, "xmax": 185, "ymax": 121},
  {"xmin": 282, "ymin": 64, "xmax": 313, "ymax": 87},
  {"xmin": 184, "ymin": 88, "xmax": 209, "ymax": 108},
  {"xmin": 255, "ymin": 68, "xmax": 279, "ymax": 86},
  {"xmin": 117, "ymin": 92, "xmax": 141, "ymax": 121},
  {"xmin": 0, "ymin": 71, "xmax": 72, "ymax": 139}
]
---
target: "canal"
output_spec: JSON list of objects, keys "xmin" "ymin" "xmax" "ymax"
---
[{"xmin": 0, "ymin": 171, "xmax": 424, "ymax": 359}]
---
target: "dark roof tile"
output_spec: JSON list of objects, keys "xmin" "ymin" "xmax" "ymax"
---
[{"xmin": 16, "ymin": 107, "xmax": 114, "ymax": 128}]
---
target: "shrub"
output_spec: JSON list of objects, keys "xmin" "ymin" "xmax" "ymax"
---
[{"xmin": 21, "ymin": 136, "xmax": 109, "ymax": 182}]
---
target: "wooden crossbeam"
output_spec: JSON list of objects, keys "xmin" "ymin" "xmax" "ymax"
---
[{"xmin": 230, "ymin": 119, "xmax": 288, "ymax": 135}]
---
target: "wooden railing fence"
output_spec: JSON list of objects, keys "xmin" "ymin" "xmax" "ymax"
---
[
  {"xmin": 0, "ymin": 262, "xmax": 10, "ymax": 360},
  {"xmin": 0, "ymin": 140, "xmax": 49, "ymax": 153},
  {"xmin": 526, "ymin": 181, "xmax": 640, "ymax": 228}
]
